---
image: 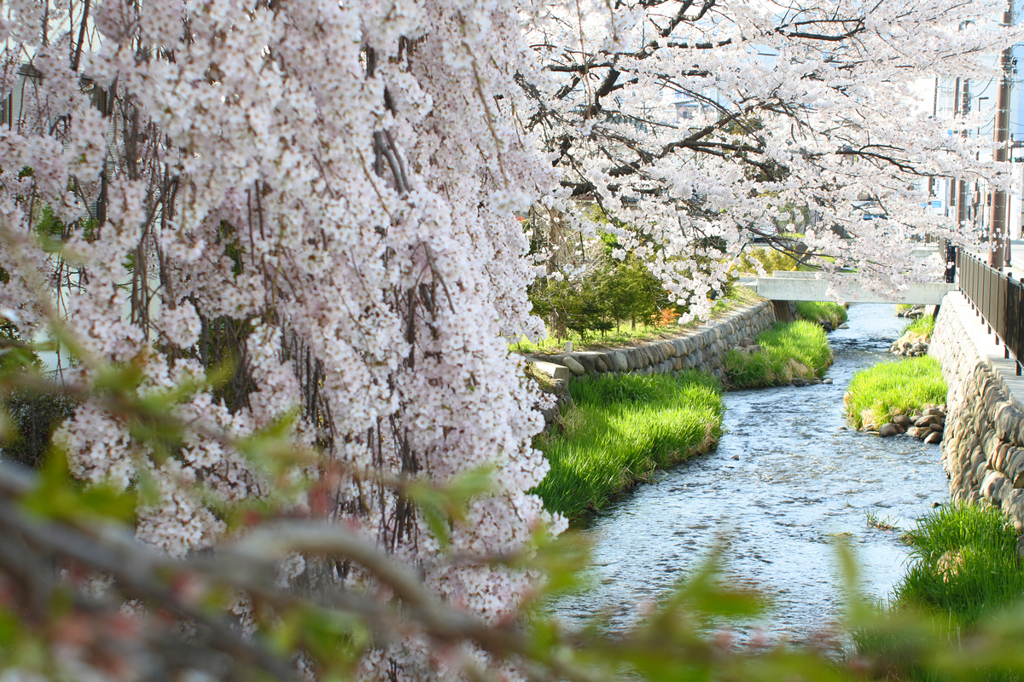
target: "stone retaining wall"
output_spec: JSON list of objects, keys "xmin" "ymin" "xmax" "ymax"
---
[
  {"xmin": 930, "ymin": 293, "xmax": 1024, "ymax": 531},
  {"xmin": 528, "ymin": 299, "xmax": 777, "ymax": 385}
]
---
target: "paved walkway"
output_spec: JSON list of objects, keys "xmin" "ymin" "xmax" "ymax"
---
[
  {"xmin": 941, "ymin": 290, "xmax": 1024, "ymax": 401},
  {"xmin": 968, "ymin": 238, "xmax": 1024, "ymax": 280}
]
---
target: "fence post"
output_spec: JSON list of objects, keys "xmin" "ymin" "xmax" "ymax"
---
[
  {"xmin": 987, "ymin": 259, "xmax": 992, "ymax": 333},
  {"xmin": 972, "ymin": 256, "xmax": 978, "ymax": 313},
  {"xmin": 996, "ymin": 270, "xmax": 1004, "ymax": 346},
  {"xmin": 973, "ymin": 255, "xmax": 980, "ymax": 315}
]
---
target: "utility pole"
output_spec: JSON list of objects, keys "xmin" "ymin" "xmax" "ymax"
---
[
  {"xmin": 958, "ymin": 79, "xmax": 971, "ymax": 231},
  {"xmin": 989, "ymin": 0, "xmax": 1014, "ymax": 269}
]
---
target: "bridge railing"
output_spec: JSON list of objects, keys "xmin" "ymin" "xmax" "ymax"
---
[{"xmin": 949, "ymin": 243, "xmax": 1024, "ymax": 376}]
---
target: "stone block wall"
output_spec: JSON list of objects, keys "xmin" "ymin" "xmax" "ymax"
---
[
  {"xmin": 529, "ymin": 299, "xmax": 776, "ymax": 384},
  {"xmin": 930, "ymin": 295, "xmax": 1024, "ymax": 531}
]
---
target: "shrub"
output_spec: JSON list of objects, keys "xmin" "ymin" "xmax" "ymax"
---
[
  {"xmin": 1, "ymin": 391, "xmax": 78, "ymax": 469},
  {"xmin": 657, "ymin": 307, "xmax": 681, "ymax": 327},
  {"xmin": 528, "ymin": 252, "xmax": 672, "ymax": 340},
  {"xmin": 533, "ymin": 372, "xmax": 724, "ymax": 519},
  {"xmin": 844, "ymin": 356, "xmax": 947, "ymax": 429}
]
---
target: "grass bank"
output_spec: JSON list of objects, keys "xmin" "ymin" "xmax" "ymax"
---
[
  {"xmin": 796, "ymin": 301, "xmax": 848, "ymax": 328},
  {"xmin": 533, "ymin": 372, "xmax": 724, "ymax": 519},
  {"xmin": 844, "ymin": 356, "xmax": 946, "ymax": 429},
  {"xmin": 723, "ymin": 319, "xmax": 833, "ymax": 389}
]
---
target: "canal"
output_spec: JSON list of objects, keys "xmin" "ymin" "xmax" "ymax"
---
[{"xmin": 554, "ymin": 304, "xmax": 950, "ymax": 643}]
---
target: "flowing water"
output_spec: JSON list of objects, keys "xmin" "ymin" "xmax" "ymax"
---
[{"xmin": 554, "ymin": 304, "xmax": 950, "ymax": 643}]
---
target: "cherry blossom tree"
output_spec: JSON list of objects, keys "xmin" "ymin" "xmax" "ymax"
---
[
  {"xmin": 518, "ymin": 0, "xmax": 1020, "ymax": 317},
  {"xmin": 0, "ymin": 0, "xmax": 563, "ymax": 677}
]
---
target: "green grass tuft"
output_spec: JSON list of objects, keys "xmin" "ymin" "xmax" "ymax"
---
[
  {"xmin": 902, "ymin": 314, "xmax": 936, "ymax": 341},
  {"xmin": 853, "ymin": 504, "xmax": 1024, "ymax": 681},
  {"xmin": 724, "ymin": 320, "xmax": 833, "ymax": 389},
  {"xmin": 795, "ymin": 301, "xmax": 848, "ymax": 327},
  {"xmin": 894, "ymin": 503, "xmax": 1024, "ymax": 627},
  {"xmin": 533, "ymin": 372, "xmax": 724, "ymax": 520},
  {"xmin": 844, "ymin": 356, "xmax": 946, "ymax": 429}
]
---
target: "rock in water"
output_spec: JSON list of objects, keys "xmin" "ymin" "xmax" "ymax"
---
[
  {"xmin": 893, "ymin": 414, "xmax": 912, "ymax": 429},
  {"xmin": 924, "ymin": 431, "xmax": 942, "ymax": 445},
  {"xmin": 879, "ymin": 423, "xmax": 900, "ymax": 438}
]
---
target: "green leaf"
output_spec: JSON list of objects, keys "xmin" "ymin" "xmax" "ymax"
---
[
  {"xmin": 660, "ymin": 552, "xmax": 768, "ymax": 625},
  {"xmin": 404, "ymin": 464, "xmax": 497, "ymax": 549},
  {"xmin": 19, "ymin": 452, "xmax": 136, "ymax": 526},
  {"xmin": 520, "ymin": 527, "xmax": 593, "ymax": 603},
  {"xmin": 290, "ymin": 605, "xmax": 370, "ymax": 676},
  {"xmin": 233, "ymin": 410, "xmax": 315, "ymax": 477}
]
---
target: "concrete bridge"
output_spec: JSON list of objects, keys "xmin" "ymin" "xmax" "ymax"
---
[
  {"xmin": 740, "ymin": 271, "xmax": 956, "ymax": 305},
  {"xmin": 737, "ymin": 243, "xmax": 955, "ymax": 305}
]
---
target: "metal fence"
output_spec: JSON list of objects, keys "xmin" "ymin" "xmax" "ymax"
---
[{"xmin": 952, "ymin": 245, "xmax": 1024, "ymax": 376}]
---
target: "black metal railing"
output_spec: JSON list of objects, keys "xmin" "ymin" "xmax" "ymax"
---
[{"xmin": 953, "ymin": 245, "xmax": 1024, "ymax": 376}]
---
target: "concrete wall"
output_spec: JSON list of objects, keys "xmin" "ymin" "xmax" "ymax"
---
[
  {"xmin": 528, "ymin": 299, "xmax": 777, "ymax": 386},
  {"xmin": 930, "ymin": 292, "xmax": 1024, "ymax": 532}
]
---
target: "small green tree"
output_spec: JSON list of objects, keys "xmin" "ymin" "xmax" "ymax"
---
[{"xmin": 598, "ymin": 254, "xmax": 666, "ymax": 330}]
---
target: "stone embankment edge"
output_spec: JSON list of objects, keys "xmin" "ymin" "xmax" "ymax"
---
[
  {"xmin": 930, "ymin": 292, "xmax": 1024, "ymax": 532},
  {"xmin": 526, "ymin": 299, "xmax": 777, "ymax": 387}
]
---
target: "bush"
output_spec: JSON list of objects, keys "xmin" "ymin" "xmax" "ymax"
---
[
  {"xmin": 513, "ymin": 286, "xmax": 761, "ymax": 355},
  {"xmin": 724, "ymin": 320, "xmax": 833, "ymax": 388},
  {"xmin": 1, "ymin": 391, "xmax": 78, "ymax": 469},
  {"xmin": 844, "ymin": 356, "xmax": 947, "ymax": 429},
  {"xmin": 528, "ymin": 252, "xmax": 671, "ymax": 340},
  {"xmin": 533, "ymin": 372, "xmax": 724, "ymax": 519}
]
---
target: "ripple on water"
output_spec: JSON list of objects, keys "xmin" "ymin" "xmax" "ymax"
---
[{"xmin": 553, "ymin": 304, "xmax": 949, "ymax": 643}]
